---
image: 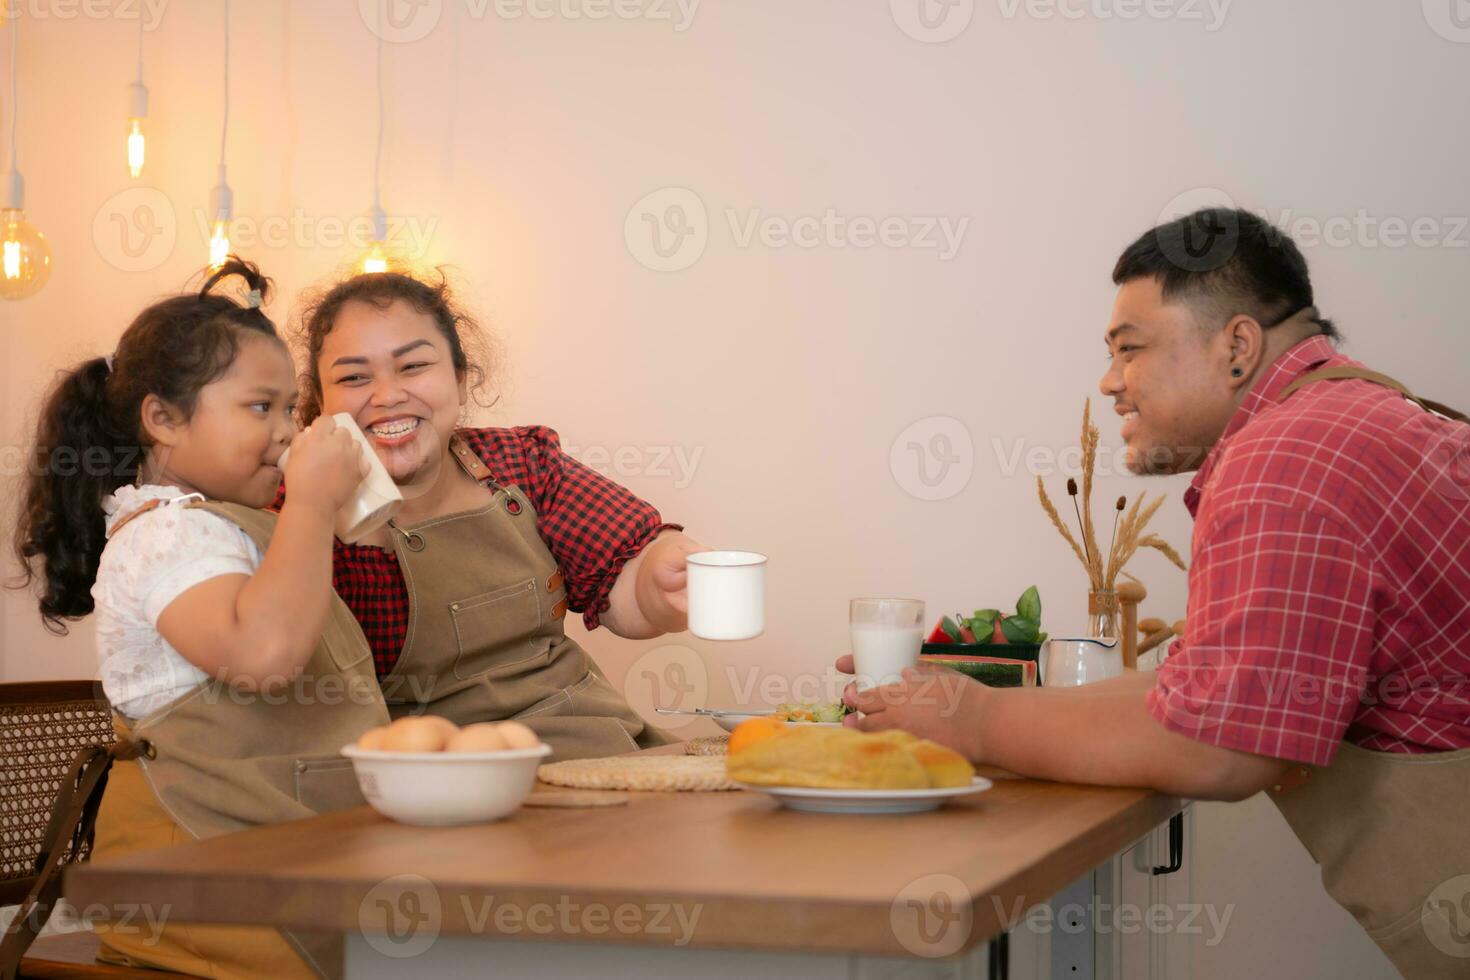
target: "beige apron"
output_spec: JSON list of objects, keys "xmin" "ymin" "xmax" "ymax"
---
[
  {"xmin": 375, "ymin": 434, "xmax": 677, "ymax": 760},
  {"xmin": 91, "ymin": 499, "xmax": 390, "ymax": 980},
  {"xmin": 1267, "ymin": 366, "xmax": 1470, "ymax": 979}
]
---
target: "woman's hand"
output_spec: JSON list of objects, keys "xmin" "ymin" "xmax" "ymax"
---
[
  {"xmin": 602, "ymin": 532, "xmax": 709, "ymax": 639},
  {"xmin": 835, "ymin": 654, "xmax": 990, "ymax": 762}
]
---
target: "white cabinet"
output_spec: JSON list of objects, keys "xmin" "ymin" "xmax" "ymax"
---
[{"xmin": 994, "ymin": 806, "xmax": 1193, "ymax": 980}]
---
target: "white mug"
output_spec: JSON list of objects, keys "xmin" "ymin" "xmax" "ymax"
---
[
  {"xmin": 686, "ymin": 551, "xmax": 766, "ymax": 641},
  {"xmin": 277, "ymin": 413, "xmax": 404, "ymax": 544},
  {"xmin": 1041, "ymin": 637, "xmax": 1123, "ymax": 688}
]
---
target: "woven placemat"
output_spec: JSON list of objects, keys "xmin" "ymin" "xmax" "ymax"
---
[
  {"xmin": 537, "ymin": 755, "xmax": 737, "ymax": 792},
  {"xmin": 683, "ymin": 735, "xmax": 729, "ymax": 757}
]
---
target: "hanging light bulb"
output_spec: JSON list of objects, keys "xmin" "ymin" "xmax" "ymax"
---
[
  {"xmin": 0, "ymin": 19, "xmax": 50, "ymax": 300},
  {"xmin": 126, "ymin": 21, "xmax": 148, "ymax": 177},
  {"xmin": 207, "ymin": 2, "xmax": 232, "ymax": 268},
  {"xmin": 357, "ymin": 205, "xmax": 390, "ymax": 273},
  {"xmin": 0, "ymin": 173, "xmax": 50, "ymax": 300},
  {"xmin": 127, "ymin": 115, "xmax": 145, "ymax": 177},
  {"xmin": 208, "ymin": 164, "xmax": 232, "ymax": 269},
  {"xmin": 354, "ymin": 10, "xmax": 393, "ymax": 276}
]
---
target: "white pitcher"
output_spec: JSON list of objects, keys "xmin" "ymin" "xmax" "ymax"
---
[{"xmin": 1041, "ymin": 636, "xmax": 1123, "ymax": 688}]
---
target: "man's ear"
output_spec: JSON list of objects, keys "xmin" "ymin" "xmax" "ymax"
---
[
  {"xmin": 1223, "ymin": 314, "xmax": 1266, "ymax": 385},
  {"xmin": 139, "ymin": 394, "xmax": 187, "ymax": 448}
]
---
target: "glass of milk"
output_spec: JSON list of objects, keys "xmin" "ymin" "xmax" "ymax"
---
[{"xmin": 849, "ymin": 598, "xmax": 925, "ymax": 691}]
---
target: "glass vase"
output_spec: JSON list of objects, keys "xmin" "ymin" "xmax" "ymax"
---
[{"xmin": 1087, "ymin": 588, "xmax": 1120, "ymax": 642}]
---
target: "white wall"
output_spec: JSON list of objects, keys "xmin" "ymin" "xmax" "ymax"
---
[{"xmin": 5, "ymin": 2, "xmax": 1465, "ymax": 976}]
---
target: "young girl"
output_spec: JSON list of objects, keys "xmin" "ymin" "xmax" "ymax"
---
[{"xmin": 11, "ymin": 259, "xmax": 387, "ymax": 979}]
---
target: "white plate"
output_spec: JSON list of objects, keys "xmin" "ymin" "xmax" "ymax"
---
[
  {"xmin": 712, "ymin": 714, "xmax": 844, "ymax": 733},
  {"xmin": 732, "ymin": 776, "xmax": 993, "ymax": 814}
]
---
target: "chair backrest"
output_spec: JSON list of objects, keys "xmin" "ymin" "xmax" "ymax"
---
[{"xmin": 0, "ymin": 680, "xmax": 114, "ymax": 907}]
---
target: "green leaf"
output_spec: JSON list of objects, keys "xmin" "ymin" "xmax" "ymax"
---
[
  {"xmin": 1000, "ymin": 615, "xmax": 1038, "ymax": 644},
  {"xmin": 940, "ymin": 616, "xmax": 962, "ymax": 642},
  {"xmin": 966, "ymin": 611, "xmax": 997, "ymax": 637},
  {"xmin": 1016, "ymin": 586, "xmax": 1041, "ymax": 624}
]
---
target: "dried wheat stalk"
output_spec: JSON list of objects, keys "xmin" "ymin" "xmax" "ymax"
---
[{"xmin": 1038, "ymin": 399, "xmax": 1189, "ymax": 590}]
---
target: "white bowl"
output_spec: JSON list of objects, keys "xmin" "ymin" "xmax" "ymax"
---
[
  {"xmin": 341, "ymin": 742, "xmax": 552, "ymax": 826},
  {"xmin": 712, "ymin": 712, "xmax": 768, "ymax": 733}
]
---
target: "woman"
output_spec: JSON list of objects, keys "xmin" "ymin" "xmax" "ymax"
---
[{"xmin": 288, "ymin": 270, "xmax": 700, "ymax": 759}]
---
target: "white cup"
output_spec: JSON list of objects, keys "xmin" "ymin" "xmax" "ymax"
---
[
  {"xmin": 686, "ymin": 551, "xmax": 766, "ymax": 641},
  {"xmin": 1041, "ymin": 637, "xmax": 1123, "ymax": 688},
  {"xmin": 277, "ymin": 413, "xmax": 404, "ymax": 544},
  {"xmin": 850, "ymin": 597, "xmax": 925, "ymax": 691}
]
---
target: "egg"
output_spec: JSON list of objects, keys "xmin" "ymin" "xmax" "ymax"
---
[
  {"xmin": 382, "ymin": 715, "xmax": 459, "ymax": 752},
  {"xmin": 497, "ymin": 721, "xmax": 541, "ymax": 750},
  {"xmin": 356, "ymin": 726, "xmax": 390, "ymax": 750},
  {"xmin": 445, "ymin": 724, "xmax": 510, "ymax": 753}
]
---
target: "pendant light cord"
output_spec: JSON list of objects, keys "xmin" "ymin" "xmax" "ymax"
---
[
  {"xmin": 373, "ymin": 7, "xmax": 384, "ymax": 214},
  {"xmin": 9, "ymin": 15, "xmax": 18, "ymax": 173},
  {"xmin": 136, "ymin": 16, "xmax": 144, "ymax": 85},
  {"xmin": 219, "ymin": 0, "xmax": 230, "ymax": 168}
]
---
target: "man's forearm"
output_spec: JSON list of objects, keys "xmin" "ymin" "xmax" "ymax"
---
[{"xmin": 974, "ymin": 672, "xmax": 1281, "ymax": 800}]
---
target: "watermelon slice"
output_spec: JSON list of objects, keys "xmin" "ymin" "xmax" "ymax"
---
[
  {"xmin": 921, "ymin": 654, "xmax": 1038, "ymax": 688},
  {"xmin": 926, "ymin": 617, "xmax": 962, "ymax": 644}
]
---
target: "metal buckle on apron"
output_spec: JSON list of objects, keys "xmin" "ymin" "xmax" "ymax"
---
[{"xmin": 389, "ymin": 520, "xmax": 427, "ymax": 552}]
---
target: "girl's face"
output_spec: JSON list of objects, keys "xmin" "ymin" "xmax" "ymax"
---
[
  {"xmin": 145, "ymin": 336, "xmax": 298, "ymax": 507},
  {"xmin": 315, "ymin": 299, "xmax": 466, "ymax": 488}
]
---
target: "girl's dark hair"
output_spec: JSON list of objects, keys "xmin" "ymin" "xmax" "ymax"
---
[
  {"xmin": 293, "ymin": 270, "xmax": 491, "ymax": 426},
  {"xmin": 9, "ymin": 257, "xmax": 281, "ymax": 634}
]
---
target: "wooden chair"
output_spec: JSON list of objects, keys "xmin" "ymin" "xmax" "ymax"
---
[{"xmin": 0, "ymin": 681, "xmax": 169, "ymax": 978}]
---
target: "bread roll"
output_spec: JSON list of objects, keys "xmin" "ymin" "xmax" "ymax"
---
[{"xmin": 726, "ymin": 720, "xmax": 974, "ymax": 789}]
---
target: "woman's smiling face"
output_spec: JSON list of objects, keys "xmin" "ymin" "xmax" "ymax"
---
[{"xmin": 316, "ymin": 298, "xmax": 466, "ymax": 486}]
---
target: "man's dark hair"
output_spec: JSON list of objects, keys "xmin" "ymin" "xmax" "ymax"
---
[{"xmin": 1112, "ymin": 207, "xmax": 1339, "ymax": 342}]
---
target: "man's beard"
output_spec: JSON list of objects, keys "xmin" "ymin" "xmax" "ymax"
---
[{"xmin": 1126, "ymin": 439, "xmax": 1209, "ymax": 476}]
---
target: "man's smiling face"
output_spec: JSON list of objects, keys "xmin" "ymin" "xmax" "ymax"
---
[{"xmin": 1099, "ymin": 277, "xmax": 1239, "ymax": 475}]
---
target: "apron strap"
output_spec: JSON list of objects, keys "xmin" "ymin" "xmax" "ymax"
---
[
  {"xmin": 1280, "ymin": 365, "xmax": 1469, "ymax": 423},
  {"xmin": 0, "ymin": 739, "xmax": 148, "ymax": 979},
  {"xmin": 106, "ymin": 492, "xmax": 208, "ymax": 540},
  {"xmin": 449, "ymin": 433, "xmax": 506, "ymax": 490}
]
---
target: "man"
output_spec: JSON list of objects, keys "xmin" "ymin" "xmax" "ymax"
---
[{"xmin": 839, "ymin": 208, "xmax": 1470, "ymax": 977}]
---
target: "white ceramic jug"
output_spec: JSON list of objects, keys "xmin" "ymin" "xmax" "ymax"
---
[{"xmin": 1041, "ymin": 636, "xmax": 1123, "ymax": 688}]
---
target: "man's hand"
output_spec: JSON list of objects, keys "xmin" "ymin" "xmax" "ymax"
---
[{"xmin": 836, "ymin": 654, "xmax": 990, "ymax": 762}]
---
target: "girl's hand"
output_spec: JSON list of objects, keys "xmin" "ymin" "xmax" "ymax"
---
[{"xmin": 283, "ymin": 416, "xmax": 369, "ymax": 518}]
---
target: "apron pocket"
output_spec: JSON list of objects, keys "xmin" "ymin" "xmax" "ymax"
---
[
  {"xmin": 293, "ymin": 755, "xmax": 364, "ymax": 813},
  {"xmin": 450, "ymin": 578, "xmax": 545, "ymax": 681}
]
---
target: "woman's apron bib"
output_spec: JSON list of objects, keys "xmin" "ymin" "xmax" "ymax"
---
[
  {"xmin": 91, "ymin": 499, "xmax": 390, "ymax": 980},
  {"xmin": 375, "ymin": 434, "xmax": 677, "ymax": 760},
  {"xmin": 1266, "ymin": 366, "xmax": 1470, "ymax": 978}
]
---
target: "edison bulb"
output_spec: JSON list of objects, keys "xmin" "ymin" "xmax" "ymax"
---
[
  {"xmin": 0, "ymin": 209, "xmax": 51, "ymax": 300},
  {"xmin": 127, "ymin": 118, "xmax": 145, "ymax": 178},
  {"xmin": 208, "ymin": 220, "xmax": 230, "ymax": 269},
  {"xmin": 359, "ymin": 240, "xmax": 389, "ymax": 274}
]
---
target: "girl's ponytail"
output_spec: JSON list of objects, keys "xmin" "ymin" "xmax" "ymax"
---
[{"xmin": 12, "ymin": 355, "xmax": 139, "ymax": 633}]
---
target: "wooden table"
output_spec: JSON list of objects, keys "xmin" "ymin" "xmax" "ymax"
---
[{"xmin": 66, "ymin": 743, "xmax": 1182, "ymax": 979}]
